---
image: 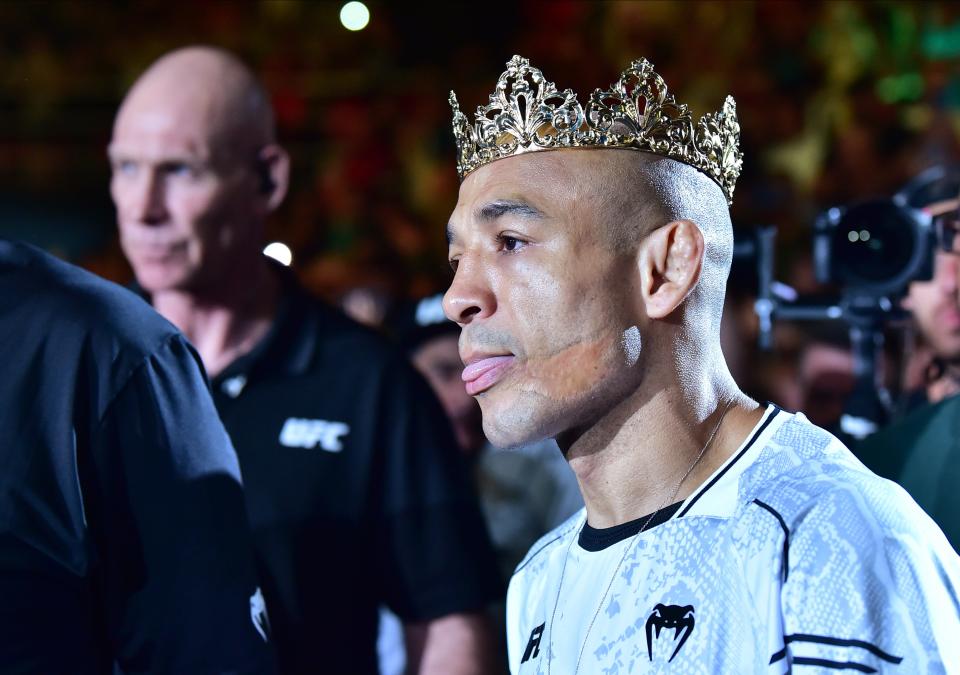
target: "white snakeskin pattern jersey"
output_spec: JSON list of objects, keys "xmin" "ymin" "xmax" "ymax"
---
[{"xmin": 506, "ymin": 405, "xmax": 960, "ymax": 674}]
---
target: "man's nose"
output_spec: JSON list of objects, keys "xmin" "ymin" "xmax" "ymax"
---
[
  {"xmin": 443, "ymin": 256, "xmax": 495, "ymax": 325},
  {"xmin": 130, "ymin": 170, "xmax": 168, "ymax": 225}
]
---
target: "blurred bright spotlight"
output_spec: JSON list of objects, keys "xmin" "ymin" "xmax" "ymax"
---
[
  {"xmin": 263, "ymin": 242, "xmax": 293, "ymax": 266},
  {"xmin": 340, "ymin": 2, "xmax": 369, "ymax": 31}
]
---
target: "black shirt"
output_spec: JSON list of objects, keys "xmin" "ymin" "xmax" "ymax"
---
[
  {"xmin": 210, "ymin": 271, "xmax": 501, "ymax": 674},
  {"xmin": 0, "ymin": 240, "xmax": 275, "ymax": 674}
]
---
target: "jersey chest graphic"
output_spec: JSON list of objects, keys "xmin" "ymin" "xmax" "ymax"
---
[
  {"xmin": 278, "ymin": 417, "xmax": 350, "ymax": 451},
  {"xmin": 646, "ymin": 603, "xmax": 694, "ymax": 663}
]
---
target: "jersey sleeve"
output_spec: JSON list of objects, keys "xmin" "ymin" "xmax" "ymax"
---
[
  {"xmin": 84, "ymin": 334, "xmax": 276, "ymax": 673},
  {"xmin": 773, "ymin": 484, "xmax": 960, "ymax": 673},
  {"xmin": 373, "ymin": 356, "xmax": 503, "ymax": 622}
]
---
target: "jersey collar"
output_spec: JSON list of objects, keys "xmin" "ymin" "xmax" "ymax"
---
[{"xmin": 674, "ymin": 404, "xmax": 785, "ymax": 520}]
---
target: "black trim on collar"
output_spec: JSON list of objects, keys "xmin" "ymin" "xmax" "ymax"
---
[
  {"xmin": 675, "ymin": 405, "xmax": 781, "ymax": 518},
  {"xmin": 513, "ymin": 515, "xmax": 583, "ymax": 576},
  {"xmin": 513, "ymin": 534, "xmax": 565, "ymax": 575},
  {"xmin": 578, "ymin": 501, "xmax": 683, "ymax": 552}
]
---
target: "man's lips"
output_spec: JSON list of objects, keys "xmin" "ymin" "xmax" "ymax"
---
[
  {"xmin": 462, "ymin": 355, "xmax": 515, "ymax": 395},
  {"xmin": 132, "ymin": 242, "xmax": 186, "ymax": 263},
  {"xmin": 939, "ymin": 307, "xmax": 960, "ymax": 330}
]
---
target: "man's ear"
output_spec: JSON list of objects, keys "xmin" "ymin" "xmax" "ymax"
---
[
  {"xmin": 638, "ymin": 219, "xmax": 705, "ymax": 319},
  {"xmin": 256, "ymin": 144, "xmax": 290, "ymax": 212}
]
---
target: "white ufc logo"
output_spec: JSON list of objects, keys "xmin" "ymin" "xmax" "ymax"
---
[{"xmin": 278, "ymin": 418, "xmax": 350, "ymax": 452}]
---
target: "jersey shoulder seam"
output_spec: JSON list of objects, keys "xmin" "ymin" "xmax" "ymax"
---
[{"xmin": 513, "ymin": 511, "xmax": 582, "ymax": 577}]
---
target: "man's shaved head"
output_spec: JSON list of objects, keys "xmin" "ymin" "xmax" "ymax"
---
[
  {"xmin": 584, "ymin": 149, "xmax": 734, "ymax": 335},
  {"xmin": 116, "ymin": 46, "xmax": 275, "ymax": 162}
]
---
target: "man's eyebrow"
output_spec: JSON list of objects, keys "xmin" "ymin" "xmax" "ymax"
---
[
  {"xmin": 475, "ymin": 199, "xmax": 544, "ymax": 222},
  {"xmin": 447, "ymin": 200, "xmax": 544, "ymax": 247}
]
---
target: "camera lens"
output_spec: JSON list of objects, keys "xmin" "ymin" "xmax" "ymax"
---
[{"xmin": 832, "ymin": 201, "xmax": 916, "ymax": 285}]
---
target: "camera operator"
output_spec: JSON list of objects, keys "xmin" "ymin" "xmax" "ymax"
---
[
  {"xmin": 857, "ymin": 197, "xmax": 960, "ymax": 552},
  {"xmin": 902, "ymin": 198, "xmax": 960, "ymax": 405}
]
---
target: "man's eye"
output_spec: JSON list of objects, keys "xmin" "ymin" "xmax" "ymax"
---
[
  {"xmin": 449, "ymin": 258, "xmax": 459, "ymax": 272},
  {"xmin": 499, "ymin": 235, "xmax": 524, "ymax": 252},
  {"xmin": 114, "ymin": 160, "xmax": 137, "ymax": 176},
  {"xmin": 166, "ymin": 163, "xmax": 196, "ymax": 178}
]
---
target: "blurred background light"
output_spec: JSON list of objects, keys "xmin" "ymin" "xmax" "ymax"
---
[
  {"xmin": 340, "ymin": 2, "xmax": 369, "ymax": 31},
  {"xmin": 263, "ymin": 242, "xmax": 293, "ymax": 266}
]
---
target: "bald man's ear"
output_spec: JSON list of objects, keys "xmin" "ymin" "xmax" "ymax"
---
[
  {"xmin": 256, "ymin": 144, "xmax": 290, "ymax": 212},
  {"xmin": 637, "ymin": 220, "xmax": 705, "ymax": 319}
]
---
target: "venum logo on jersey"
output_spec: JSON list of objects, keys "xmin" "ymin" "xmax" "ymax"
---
[
  {"xmin": 645, "ymin": 604, "xmax": 695, "ymax": 663},
  {"xmin": 249, "ymin": 587, "xmax": 270, "ymax": 642}
]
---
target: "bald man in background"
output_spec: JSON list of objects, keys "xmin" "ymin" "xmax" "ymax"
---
[{"xmin": 109, "ymin": 47, "xmax": 501, "ymax": 674}]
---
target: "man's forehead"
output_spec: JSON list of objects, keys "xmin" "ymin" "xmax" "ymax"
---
[
  {"xmin": 109, "ymin": 126, "xmax": 211, "ymax": 162},
  {"xmin": 453, "ymin": 152, "xmax": 583, "ymax": 214},
  {"xmin": 468, "ymin": 150, "xmax": 586, "ymax": 186},
  {"xmin": 110, "ymin": 95, "xmax": 219, "ymax": 159},
  {"xmin": 455, "ymin": 148, "xmax": 663, "ymax": 203},
  {"xmin": 449, "ymin": 149, "xmax": 655, "ymax": 228}
]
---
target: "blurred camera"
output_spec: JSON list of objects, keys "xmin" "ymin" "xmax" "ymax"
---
[
  {"xmin": 813, "ymin": 199, "xmax": 935, "ymax": 300},
  {"xmin": 813, "ymin": 164, "xmax": 960, "ymax": 301}
]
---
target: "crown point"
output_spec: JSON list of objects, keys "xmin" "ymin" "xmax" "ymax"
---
[{"xmin": 507, "ymin": 55, "xmax": 529, "ymax": 68}]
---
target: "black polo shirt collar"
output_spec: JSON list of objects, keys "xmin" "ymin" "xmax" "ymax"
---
[
  {"xmin": 211, "ymin": 265, "xmax": 320, "ymax": 395},
  {"xmin": 133, "ymin": 262, "xmax": 320, "ymax": 394}
]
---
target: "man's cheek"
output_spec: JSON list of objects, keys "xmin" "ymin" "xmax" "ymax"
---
[{"xmin": 520, "ymin": 336, "xmax": 616, "ymax": 400}]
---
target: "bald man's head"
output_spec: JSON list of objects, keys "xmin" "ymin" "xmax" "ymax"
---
[
  {"xmin": 116, "ymin": 46, "xmax": 275, "ymax": 163},
  {"xmin": 109, "ymin": 47, "xmax": 289, "ymax": 295}
]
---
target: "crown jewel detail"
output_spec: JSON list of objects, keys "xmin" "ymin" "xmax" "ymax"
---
[{"xmin": 449, "ymin": 56, "xmax": 743, "ymax": 204}]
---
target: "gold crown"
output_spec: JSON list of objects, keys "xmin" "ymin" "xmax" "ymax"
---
[{"xmin": 449, "ymin": 55, "xmax": 743, "ymax": 204}]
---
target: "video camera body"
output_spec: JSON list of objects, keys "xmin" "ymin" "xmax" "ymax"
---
[
  {"xmin": 816, "ymin": 163, "xmax": 960, "ymax": 299},
  {"xmin": 745, "ymin": 164, "xmax": 959, "ymax": 439}
]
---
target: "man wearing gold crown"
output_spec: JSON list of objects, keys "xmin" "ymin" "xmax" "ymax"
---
[{"xmin": 443, "ymin": 56, "xmax": 960, "ymax": 673}]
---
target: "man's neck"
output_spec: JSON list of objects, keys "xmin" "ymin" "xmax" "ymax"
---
[
  {"xmin": 927, "ymin": 360, "xmax": 960, "ymax": 404},
  {"xmin": 563, "ymin": 366, "xmax": 763, "ymax": 529},
  {"xmin": 152, "ymin": 260, "xmax": 280, "ymax": 378}
]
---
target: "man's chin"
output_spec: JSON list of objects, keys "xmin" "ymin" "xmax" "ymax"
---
[
  {"xmin": 474, "ymin": 378, "xmax": 593, "ymax": 448},
  {"xmin": 130, "ymin": 259, "xmax": 197, "ymax": 293},
  {"xmin": 479, "ymin": 403, "xmax": 555, "ymax": 450},
  {"xmin": 134, "ymin": 274, "xmax": 190, "ymax": 296},
  {"xmin": 482, "ymin": 428, "xmax": 548, "ymax": 450}
]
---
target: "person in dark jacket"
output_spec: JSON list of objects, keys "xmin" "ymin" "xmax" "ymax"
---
[{"xmin": 0, "ymin": 239, "xmax": 275, "ymax": 674}]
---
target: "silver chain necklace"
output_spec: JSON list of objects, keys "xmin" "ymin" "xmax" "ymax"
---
[{"xmin": 546, "ymin": 400, "xmax": 734, "ymax": 675}]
